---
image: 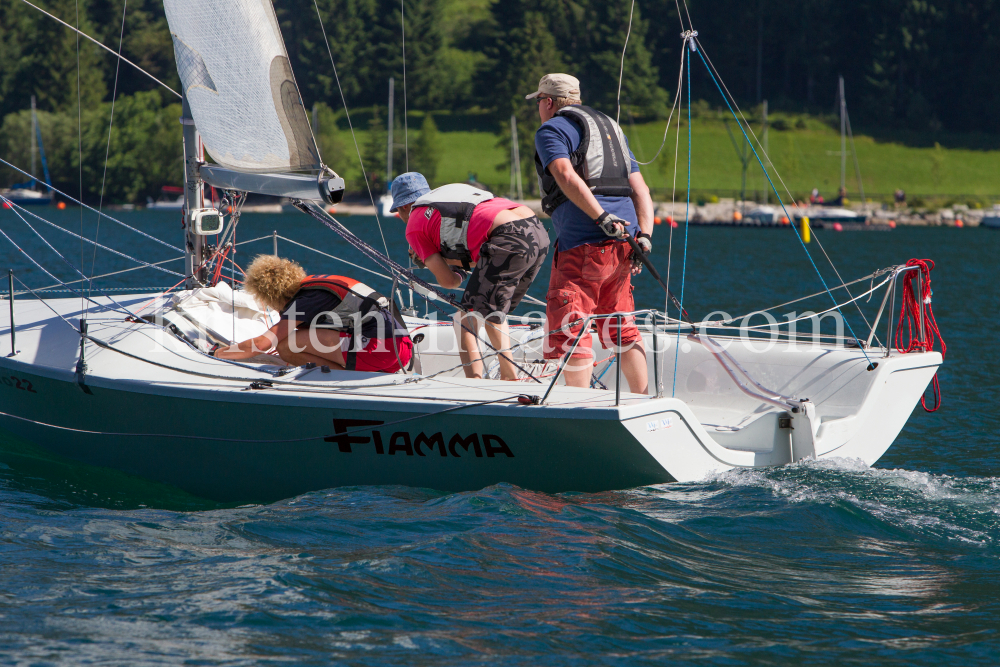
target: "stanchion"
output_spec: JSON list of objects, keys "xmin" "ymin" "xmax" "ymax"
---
[
  {"xmin": 615, "ymin": 314, "xmax": 622, "ymax": 406},
  {"xmin": 7, "ymin": 270, "xmax": 16, "ymax": 357}
]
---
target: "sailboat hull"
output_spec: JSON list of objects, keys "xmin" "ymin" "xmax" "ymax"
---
[{"xmin": 0, "ymin": 294, "xmax": 941, "ymax": 502}]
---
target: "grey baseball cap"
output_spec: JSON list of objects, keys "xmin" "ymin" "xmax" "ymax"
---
[
  {"xmin": 525, "ymin": 73, "xmax": 581, "ymax": 100},
  {"xmin": 389, "ymin": 172, "xmax": 430, "ymax": 212}
]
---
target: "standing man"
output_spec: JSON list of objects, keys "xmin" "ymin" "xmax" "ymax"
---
[
  {"xmin": 391, "ymin": 172, "xmax": 549, "ymax": 381},
  {"xmin": 527, "ymin": 73, "xmax": 655, "ymax": 394}
]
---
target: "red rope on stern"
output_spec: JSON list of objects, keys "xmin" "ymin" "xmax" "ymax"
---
[{"xmin": 894, "ymin": 258, "xmax": 946, "ymax": 412}]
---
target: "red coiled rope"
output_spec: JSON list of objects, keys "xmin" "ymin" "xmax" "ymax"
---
[{"xmin": 894, "ymin": 258, "xmax": 946, "ymax": 412}]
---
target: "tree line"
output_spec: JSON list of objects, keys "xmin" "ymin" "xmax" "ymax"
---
[{"xmin": 1, "ymin": 0, "xmax": 997, "ymax": 202}]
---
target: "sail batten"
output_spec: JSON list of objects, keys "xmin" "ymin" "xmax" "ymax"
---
[{"xmin": 164, "ymin": 0, "xmax": 321, "ymax": 173}]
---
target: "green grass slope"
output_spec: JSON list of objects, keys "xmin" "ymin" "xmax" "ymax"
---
[{"xmin": 339, "ymin": 113, "xmax": 1000, "ymax": 203}]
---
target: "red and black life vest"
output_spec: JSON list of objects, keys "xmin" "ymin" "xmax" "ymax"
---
[{"xmin": 295, "ymin": 275, "xmax": 411, "ymax": 370}]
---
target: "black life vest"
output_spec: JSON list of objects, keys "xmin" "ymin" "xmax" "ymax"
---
[
  {"xmin": 413, "ymin": 183, "xmax": 494, "ymax": 269},
  {"xmin": 534, "ymin": 105, "xmax": 633, "ymax": 215}
]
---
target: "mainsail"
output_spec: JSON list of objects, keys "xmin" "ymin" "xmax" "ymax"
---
[{"xmin": 163, "ymin": 0, "xmax": 321, "ymax": 173}]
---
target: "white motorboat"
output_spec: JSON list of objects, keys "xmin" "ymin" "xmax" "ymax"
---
[{"xmin": 0, "ymin": 0, "xmax": 944, "ymax": 503}]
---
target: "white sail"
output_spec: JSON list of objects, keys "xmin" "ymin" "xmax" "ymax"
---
[{"xmin": 164, "ymin": 0, "xmax": 321, "ymax": 173}]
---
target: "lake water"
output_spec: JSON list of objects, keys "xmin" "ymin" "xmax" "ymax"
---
[{"xmin": 1, "ymin": 208, "xmax": 998, "ymax": 664}]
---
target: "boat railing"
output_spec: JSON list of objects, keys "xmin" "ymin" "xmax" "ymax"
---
[
  {"xmin": 540, "ymin": 309, "xmax": 662, "ymax": 406},
  {"xmin": 864, "ymin": 264, "xmax": 922, "ymax": 357}
]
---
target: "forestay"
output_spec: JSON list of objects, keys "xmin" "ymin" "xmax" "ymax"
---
[{"xmin": 163, "ymin": 0, "xmax": 321, "ymax": 173}]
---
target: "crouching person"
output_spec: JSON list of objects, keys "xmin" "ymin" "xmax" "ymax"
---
[
  {"xmin": 214, "ymin": 255, "xmax": 413, "ymax": 373},
  {"xmin": 391, "ymin": 172, "xmax": 549, "ymax": 380}
]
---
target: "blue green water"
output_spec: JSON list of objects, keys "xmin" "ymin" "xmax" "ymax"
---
[{"xmin": 1, "ymin": 208, "xmax": 998, "ymax": 664}]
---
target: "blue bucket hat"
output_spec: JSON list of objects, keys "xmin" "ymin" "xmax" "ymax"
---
[{"xmin": 389, "ymin": 172, "xmax": 430, "ymax": 212}]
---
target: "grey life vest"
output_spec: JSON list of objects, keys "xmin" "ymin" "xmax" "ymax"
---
[
  {"xmin": 534, "ymin": 105, "xmax": 633, "ymax": 215},
  {"xmin": 414, "ymin": 183, "xmax": 494, "ymax": 268}
]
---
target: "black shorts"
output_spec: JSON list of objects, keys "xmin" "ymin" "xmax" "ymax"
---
[{"xmin": 460, "ymin": 215, "xmax": 550, "ymax": 322}]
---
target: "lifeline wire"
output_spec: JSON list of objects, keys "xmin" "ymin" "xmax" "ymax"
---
[
  {"xmin": 692, "ymin": 42, "xmax": 874, "ymax": 368},
  {"xmin": 310, "ymin": 0, "xmax": 393, "ymax": 263},
  {"xmin": 16, "ymin": 0, "xmax": 180, "ymax": 98},
  {"xmin": 0, "ymin": 395, "xmax": 520, "ymax": 444}
]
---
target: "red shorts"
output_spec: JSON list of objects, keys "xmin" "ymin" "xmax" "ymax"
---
[
  {"xmin": 544, "ymin": 241, "xmax": 642, "ymax": 360},
  {"xmin": 346, "ymin": 335, "xmax": 413, "ymax": 373}
]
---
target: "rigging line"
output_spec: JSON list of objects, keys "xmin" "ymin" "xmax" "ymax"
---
[
  {"xmin": 0, "ymin": 395, "xmax": 519, "ymax": 444},
  {"xmin": 17, "ymin": 0, "xmax": 180, "ymax": 98},
  {"xmin": 310, "ymin": 0, "xmax": 392, "ymax": 263},
  {"xmin": 76, "ymin": 0, "xmax": 83, "ymax": 316},
  {"xmin": 633, "ymin": 36, "xmax": 687, "ymax": 166},
  {"xmin": 0, "ymin": 225, "xmax": 109, "ymax": 313},
  {"xmin": 671, "ymin": 45, "xmax": 692, "ymax": 398},
  {"xmin": 27, "ymin": 257, "xmax": 183, "ymax": 292},
  {"xmin": 296, "ymin": 202, "xmax": 544, "ymax": 382},
  {"xmin": 0, "ymin": 157, "xmax": 181, "ymax": 252},
  {"xmin": 87, "ymin": 0, "xmax": 127, "ymax": 314},
  {"xmin": 692, "ymin": 43, "xmax": 874, "ymax": 368},
  {"xmin": 665, "ymin": 47, "xmax": 685, "ymax": 307},
  {"xmin": 690, "ymin": 40, "xmax": 872, "ymax": 332},
  {"xmin": 1, "ymin": 204, "xmax": 149, "ymax": 318},
  {"xmin": 616, "ymin": 0, "xmax": 636, "ymax": 125},
  {"xmin": 275, "ymin": 235, "xmax": 393, "ymax": 283},
  {"xmin": 678, "ymin": 0, "xmax": 694, "ymax": 35},
  {"xmin": 400, "ymin": 0, "xmax": 409, "ymax": 170},
  {"xmin": 1, "ymin": 198, "xmax": 185, "ymax": 277}
]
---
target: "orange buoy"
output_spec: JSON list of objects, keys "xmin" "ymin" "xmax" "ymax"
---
[
  {"xmin": 670, "ymin": 219, "xmax": 679, "ymax": 228},
  {"xmin": 888, "ymin": 220, "xmax": 896, "ymax": 228},
  {"xmin": 780, "ymin": 216, "xmax": 789, "ymax": 225},
  {"xmin": 327, "ymin": 206, "xmax": 337, "ymax": 214},
  {"xmin": 733, "ymin": 210, "xmax": 743, "ymax": 222},
  {"xmin": 57, "ymin": 201, "xmax": 67, "ymax": 210},
  {"xmin": 654, "ymin": 216, "xmax": 662, "ymax": 225},
  {"xmin": 955, "ymin": 219, "xmax": 964, "ymax": 228},
  {"xmin": 833, "ymin": 222, "xmax": 844, "ymax": 232},
  {"xmin": 1, "ymin": 202, "xmax": 9, "ymax": 209}
]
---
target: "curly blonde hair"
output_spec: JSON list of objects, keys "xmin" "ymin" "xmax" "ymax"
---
[{"xmin": 243, "ymin": 255, "xmax": 306, "ymax": 311}]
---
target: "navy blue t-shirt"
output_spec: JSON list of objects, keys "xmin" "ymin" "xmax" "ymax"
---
[{"xmin": 535, "ymin": 114, "xmax": 641, "ymax": 251}]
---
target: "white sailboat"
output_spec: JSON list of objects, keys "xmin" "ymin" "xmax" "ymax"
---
[{"xmin": 0, "ymin": 3, "xmax": 943, "ymax": 503}]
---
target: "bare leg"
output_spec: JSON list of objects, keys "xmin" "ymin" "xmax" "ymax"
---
[
  {"xmin": 562, "ymin": 356, "xmax": 595, "ymax": 388},
  {"xmin": 457, "ymin": 313, "xmax": 485, "ymax": 379},
  {"xmin": 483, "ymin": 318, "xmax": 518, "ymax": 381},
  {"xmin": 277, "ymin": 329, "xmax": 347, "ymax": 369},
  {"xmin": 620, "ymin": 344, "xmax": 648, "ymax": 395}
]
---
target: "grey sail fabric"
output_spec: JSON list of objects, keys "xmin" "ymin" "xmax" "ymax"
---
[{"xmin": 163, "ymin": 0, "xmax": 321, "ymax": 173}]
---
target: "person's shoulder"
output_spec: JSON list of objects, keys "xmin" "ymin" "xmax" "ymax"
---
[{"xmin": 539, "ymin": 115, "xmax": 580, "ymax": 134}]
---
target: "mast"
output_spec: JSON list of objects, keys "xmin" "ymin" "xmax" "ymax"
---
[
  {"xmin": 386, "ymin": 78, "xmax": 394, "ymax": 188},
  {"xmin": 839, "ymin": 76, "xmax": 846, "ymax": 194},
  {"xmin": 30, "ymin": 96, "xmax": 37, "ymax": 190},
  {"xmin": 181, "ymin": 95, "xmax": 207, "ymax": 287}
]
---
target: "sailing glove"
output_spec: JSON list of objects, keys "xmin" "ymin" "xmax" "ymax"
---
[
  {"xmin": 451, "ymin": 268, "xmax": 469, "ymax": 283},
  {"xmin": 595, "ymin": 211, "xmax": 628, "ymax": 239},
  {"xmin": 408, "ymin": 248, "xmax": 427, "ymax": 269},
  {"xmin": 632, "ymin": 232, "xmax": 652, "ymax": 270}
]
